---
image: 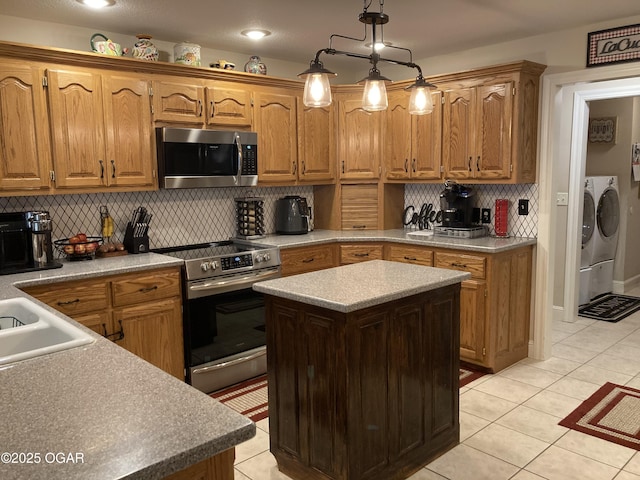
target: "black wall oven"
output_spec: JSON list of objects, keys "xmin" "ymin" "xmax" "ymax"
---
[{"xmin": 154, "ymin": 241, "xmax": 280, "ymax": 393}]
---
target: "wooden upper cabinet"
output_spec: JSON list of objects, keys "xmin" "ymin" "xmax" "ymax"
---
[
  {"xmin": 47, "ymin": 67, "xmax": 154, "ymax": 190},
  {"xmin": 205, "ymin": 81, "xmax": 253, "ymax": 128},
  {"xmin": 297, "ymin": 100, "xmax": 335, "ymax": 183},
  {"xmin": 336, "ymin": 92, "xmax": 382, "ymax": 180},
  {"xmin": 47, "ymin": 67, "xmax": 106, "ymax": 188},
  {"xmin": 254, "ymin": 87, "xmax": 298, "ymax": 183},
  {"xmin": 102, "ymin": 74, "xmax": 154, "ymax": 187},
  {"xmin": 151, "ymin": 78, "xmax": 205, "ymax": 124},
  {"xmin": 385, "ymin": 89, "xmax": 442, "ymax": 181},
  {"xmin": 0, "ymin": 62, "xmax": 52, "ymax": 192},
  {"xmin": 442, "ymin": 86, "xmax": 475, "ymax": 179}
]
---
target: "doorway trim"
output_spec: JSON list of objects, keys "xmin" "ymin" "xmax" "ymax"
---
[{"xmin": 534, "ymin": 63, "xmax": 640, "ymax": 360}]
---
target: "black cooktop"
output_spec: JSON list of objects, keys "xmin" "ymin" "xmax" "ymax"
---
[{"xmin": 151, "ymin": 241, "xmax": 258, "ymax": 261}]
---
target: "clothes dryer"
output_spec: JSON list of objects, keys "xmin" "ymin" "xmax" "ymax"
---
[
  {"xmin": 589, "ymin": 175, "xmax": 620, "ymax": 299},
  {"xmin": 579, "ymin": 177, "xmax": 597, "ymax": 305}
]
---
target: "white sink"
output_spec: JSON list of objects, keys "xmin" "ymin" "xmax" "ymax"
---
[{"xmin": 0, "ymin": 297, "xmax": 95, "ymax": 366}]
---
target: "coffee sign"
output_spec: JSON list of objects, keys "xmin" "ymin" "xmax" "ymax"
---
[{"xmin": 587, "ymin": 23, "xmax": 640, "ymax": 67}]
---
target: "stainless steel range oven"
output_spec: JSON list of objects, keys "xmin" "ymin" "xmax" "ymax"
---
[{"xmin": 153, "ymin": 241, "xmax": 280, "ymax": 393}]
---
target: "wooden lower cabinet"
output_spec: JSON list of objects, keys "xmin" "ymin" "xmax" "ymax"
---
[
  {"xmin": 339, "ymin": 243, "xmax": 383, "ymax": 265},
  {"xmin": 383, "ymin": 242, "xmax": 532, "ymax": 372},
  {"xmin": 22, "ymin": 266, "xmax": 184, "ymax": 379},
  {"xmin": 280, "ymin": 243, "xmax": 338, "ymax": 276},
  {"xmin": 163, "ymin": 448, "xmax": 235, "ymax": 480},
  {"xmin": 266, "ymin": 286, "xmax": 460, "ymax": 480}
]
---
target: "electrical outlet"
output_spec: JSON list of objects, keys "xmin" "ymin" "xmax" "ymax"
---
[
  {"xmin": 481, "ymin": 208, "xmax": 491, "ymax": 223},
  {"xmin": 518, "ymin": 199, "xmax": 529, "ymax": 215}
]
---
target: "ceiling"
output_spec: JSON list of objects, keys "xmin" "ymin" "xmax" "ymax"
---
[{"xmin": 2, "ymin": 0, "xmax": 640, "ymax": 74}]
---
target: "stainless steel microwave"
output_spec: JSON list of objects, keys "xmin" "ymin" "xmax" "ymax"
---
[{"xmin": 156, "ymin": 128, "xmax": 258, "ymax": 189}]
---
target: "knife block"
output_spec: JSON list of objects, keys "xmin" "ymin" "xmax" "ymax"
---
[{"xmin": 123, "ymin": 222, "xmax": 149, "ymax": 254}]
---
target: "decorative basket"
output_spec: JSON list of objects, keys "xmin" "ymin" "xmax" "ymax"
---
[{"xmin": 54, "ymin": 237, "xmax": 103, "ymax": 261}]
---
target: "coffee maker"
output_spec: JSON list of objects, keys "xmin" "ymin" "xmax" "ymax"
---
[
  {"xmin": 0, "ymin": 211, "xmax": 61, "ymax": 275},
  {"xmin": 439, "ymin": 181, "xmax": 476, "ymax": 227}
]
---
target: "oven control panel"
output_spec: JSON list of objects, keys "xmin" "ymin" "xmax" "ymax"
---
[{"xmin": 221, "ymin": 253, "xmax": 253, "ymax": 270}]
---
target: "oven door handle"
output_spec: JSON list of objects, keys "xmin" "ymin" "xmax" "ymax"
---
[
  {"xmin": 192, "ymin": 348, "xmax": 266, "ymax": 375},
  {"xmin": 188, "ymin": 268, "xmax": 280, "ymax": 296}
]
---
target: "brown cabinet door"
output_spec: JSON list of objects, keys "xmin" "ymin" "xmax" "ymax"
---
[
  {"xmin": 114, "ymin": 297, "xmax": 184, "ymax": 380},
  {"xmin": 442, "ymin": 87, "xmax": 475, "ymax": 180},
  {"xmin": 340, "ymin": 183, "xmax": 379, "ymax": 230},
  {"xmin": 0, "ymin": 63, "xmax": 52, "ymax": 192},
  {"xmin": 47, "ymin": 67, "xmax": 106, "ymax": 188},
  {"xmin": 337, "ymin": 94, "xmax": 381, "ymax": 180},
  {"xmin": 412, "ymin": 90, "xmax": 443, "ymax": 180},
  {"xmin": 205, "ymin": 82, "xmax": 253, "ymax": 128},
  {"xmin": 459, "ymin": 279, "xmax": 486, "ymax": 364},
  {"xmin": 297, "ymin": 100, "xmax": 335, "ymax": 183},
  {"xmin": 152, "ymin": 79, "xmax": 205, "ymax": 124},
  {"xmin": 103, "ymin": 74, "xmax": 154, "ymax": 187},
  {"xmin": 254, "ymin": 88, "xmax": 298, "ymax": 183},
  {"xmin": 384, "ymin": 91, "xmax": 412, "ymax": 180},
  {"xmin": 74, "ymin": 311, "xmax": 112, "ymax": 337},
  {"xmin": 475, "ymin": 82, "xmax": 513, "ymax": 180}
]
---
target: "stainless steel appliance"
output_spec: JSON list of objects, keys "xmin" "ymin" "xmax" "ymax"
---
[
  {"xmin": 0, "ymin": 211, "xmax": 62, "ymax": 275},
  {"xmin": 156, "ymin": 127, "xmax": 258, "ymax": 189},
  {"xmin": 275, "ymin": 195, "xmax": 310, "ymax": 234},
  {"xmin": 153, "ymin": 241, "xmax": 280, "ymax": 393}
]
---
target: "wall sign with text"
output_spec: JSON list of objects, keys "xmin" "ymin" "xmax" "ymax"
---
[{"xmin": 587, "ymin": 23, "xmax": 640, "ymax": 67}]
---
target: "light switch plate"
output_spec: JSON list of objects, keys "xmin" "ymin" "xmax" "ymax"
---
[{"xmin": 556, "ymin": 192, "xmax": 569, "ymax": 206}]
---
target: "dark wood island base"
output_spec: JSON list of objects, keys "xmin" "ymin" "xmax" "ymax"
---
[{"xmin": 265, "ymin": 284, "xmax": 461, "ymax": 480}]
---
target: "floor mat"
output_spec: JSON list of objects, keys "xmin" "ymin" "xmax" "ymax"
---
[
  {"xmin": 459, "ymin": 366, "xmax": 486, "ymax": 388},
  {"xmin": 578, "ymin": 294, "xmax": 640, "ymax": 323},
  {"xmin": 559, "ymin": 382, "xmax": 640, "ymax": 450}
]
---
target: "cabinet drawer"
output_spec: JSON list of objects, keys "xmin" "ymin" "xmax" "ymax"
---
[
  {"xmin": 23, "ymin": 279, "xmax": 109, "ymax": 317},
  {"xmin": 281, "ymin": 244, "xmax": 337, "ymax": 276},
  {"xmin": 340, "ymin": 243, "xmax": 383, "ymax": 264},
  {"xmin": 111, "ymin": 268, "xmax": 181, "ymax": 307},
  {"xmin": 385, "ymin": 244, "xmax": 433, "ymax": 266},
  {"xmin": 434, "ymin": 252, "xmax": 486, "ymax": 279}
]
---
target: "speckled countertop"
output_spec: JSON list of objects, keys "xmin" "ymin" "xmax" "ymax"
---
[
  {"xmin": 0, "ymin": 253, "xmax": 255, "ymax": 480},
  {"xmin": 241, "ymin": 228, "xmax": 536, "ymax": 253},
  {"xmin": 253, "ymin": 259, "xmax": 470, "ymax": 312}
]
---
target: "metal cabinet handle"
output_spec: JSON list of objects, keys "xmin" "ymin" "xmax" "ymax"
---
[
  {"xmin": 57, "ymin": 298, "xmax": 80, "ymax": 306},
  {"xmin": 106, "ymin": 319, "xmax": 124, "ymax": 342},
  {"xmin": 412, "ymin": 158, "xmax": 416, "ymax": 173},
  {"xmin": 210, "ymin": 101, "xmax": 214, "ymax": 118},
  {"xmin": 198, "ymin": 100, "xmax": 203, "ymax": 117},
  {"xmin": 111, "ymin": 159, "xmax": 116, "ymax": 178},
  {"xmin": 302, "ymin": 160, "xmax": 306, "ymax": 175},
  {"xmin": 139, "ymin": 285, "xmax": 158, "ymax": 293},
  {"xmin": 352, "ymin": 225, "xmax": 367, "ymax": 229},
  {"xmin": 100, "ymin": 323, "xmax": 108, "ymax": 337},
  {"xmin": 404, "ymin": 159, "xmax": 408, "ymax": 173},
  {"xmin": 404, "ymin": 256, "xmax": 418, "ymax": 261},
  {"xmin": 451, "ymin": 262, "xmax": 468, "ymax": 268},
  {"xmin": 468, "ymin": 156, "xmax": 472, "ymax": 171},
  {"xmin": 341, "ymin": 160, "xmax": 345, "ymax": 174},
  {"xmin": 99, "ymin": 160, "xmax": 104, "ymax": 179},
  {"xmin": 476, "ymin": 156, "xmax": 480, "ymax": 171},
  {"xmin": 354, "ymin": 253, "xmax": 370, "ymax": 257},
  {"xmin": 302, "ymin": 258, "xmax": 315, "ymax": 263},
  {"xmin": 293, "ymin": 161, "xmax": 297, "ymax": 175}
]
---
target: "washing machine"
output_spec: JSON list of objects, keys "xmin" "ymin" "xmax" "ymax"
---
[
  {"xmin": 590, "ymin": 175, "xmax": 620, "ymax": 300},
  {"xmin": 578, "ymin": 177, "xmax": 597, "ymax": 305}
]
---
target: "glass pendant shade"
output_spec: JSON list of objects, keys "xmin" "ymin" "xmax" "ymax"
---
[
  {"xmin": 408, "ymin": 86, "xmax": 434, "ymax": 115},
  {"xmin": 362, "ymin": 78, "xmax": 388, "ymax": 111},
  {"xmin": 303, "ymin": 73, "xmax": 332, "ymax": 107}
]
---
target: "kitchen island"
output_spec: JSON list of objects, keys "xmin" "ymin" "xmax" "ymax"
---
[
  {"xmin": 0, "ymin": 253, "xmax": 255, "ymax": 480},
  {"xmin": 254, "ymin": 260, "xmax": 470, "ymax": 480}
]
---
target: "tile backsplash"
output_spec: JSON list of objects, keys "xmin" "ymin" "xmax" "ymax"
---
[
  {"xmin": 405, "ymin": 183, "xmax": 538, "ymax": 237},
  {"xmin": 0, "ymin": 186, "xmax": 314, "ymax": 256},
  {"xmin": 0, "ymin": 182, "xmax": 537, "ymax": 258}
]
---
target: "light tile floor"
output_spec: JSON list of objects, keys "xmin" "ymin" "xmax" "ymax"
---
[{"xmin": 233, "ymin": 286, "xmax": 640, "ymax": 480}]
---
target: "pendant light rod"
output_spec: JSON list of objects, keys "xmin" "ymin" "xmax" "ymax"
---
[{"xmin": 310, "ymin": 47, "xmax": 425, "ymax": 78}]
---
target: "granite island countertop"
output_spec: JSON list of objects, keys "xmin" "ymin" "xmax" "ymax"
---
[
  {"xmin": 253, "ymin": 259, "xmax": 470, "ymax": 312},
  {"xmin": 0, "ymin": 253, "xmax": 255, "ymax": 480},
  {"xmin": 240, "ymin": 228, "xmax": 536, "ymax": 253}
]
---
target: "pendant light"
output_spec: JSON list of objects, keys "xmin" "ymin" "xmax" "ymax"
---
[{"xmin": 298, "ymin": 0, "xmax": 435, "ymax": 115}]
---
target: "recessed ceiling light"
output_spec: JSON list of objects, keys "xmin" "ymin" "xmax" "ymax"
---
[
  {"xmin": 76, "ymin": 0, "xmax": 115, "ymax": 8},
  {"xmin": 241, "ymin": 29, "xmax": 271, "ymax": 40}
]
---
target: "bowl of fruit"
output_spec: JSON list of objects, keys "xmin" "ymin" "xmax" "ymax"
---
[{"xmin": 54, "ymin": 234, "xmax": 102, "ymax": 261}]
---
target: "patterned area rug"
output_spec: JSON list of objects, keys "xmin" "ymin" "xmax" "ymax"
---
[
  {"xmin": 559, "ymin": 382, "xmax": 640, "ymax": 450},
  {"xmin": 210, "ymin": 375, "xmax": 268, "ymax": 422},
  {"xmin": 579, "ymin": 294, "xmax": 640, "ymax": 323},
  {"xmin": 459, "ymin": 366, "xmax": 486, "ymax": 388},
  {"xmin": 211, "ymin": 368, "xmax": 485, "ymax": 421}
]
